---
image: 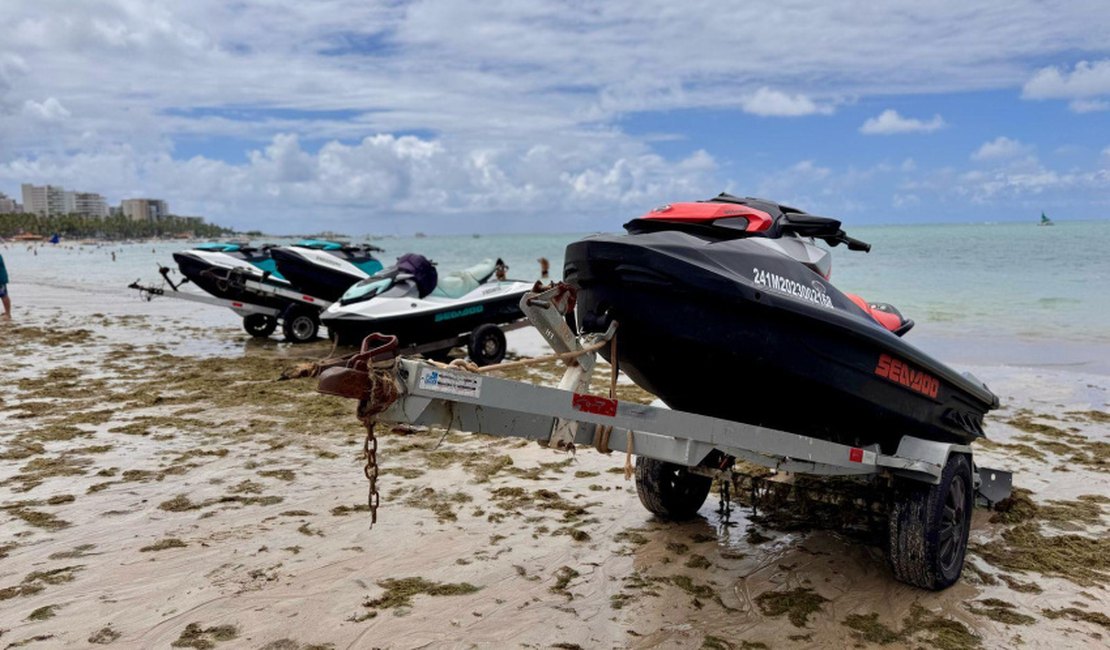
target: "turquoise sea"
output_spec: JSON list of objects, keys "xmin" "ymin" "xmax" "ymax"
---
[{"xmin": 4, "ymin": 219, "xmax": 1109, "ymax": 373}]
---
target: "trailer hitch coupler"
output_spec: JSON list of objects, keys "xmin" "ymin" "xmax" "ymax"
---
[{"xmin": 317, "ymin": 333, "xmax": 400, "ymax": 401}]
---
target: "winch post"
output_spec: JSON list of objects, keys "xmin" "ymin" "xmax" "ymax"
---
[{"xmin": 519, "ymin": 284, "xmax": 596, "ymax": 449}]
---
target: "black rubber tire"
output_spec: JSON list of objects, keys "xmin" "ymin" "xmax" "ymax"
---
[
  {"xmin": 634, "ymin": 456, "xmax": 712, "ymax": 520},
  {"xmin": 888, "ymin": 453, "xmax": 973, "ymax": 590},
  {"xmin": 281, "ymin": 307, "xmax": 319, "ymax": 344},
  {"xmin": 467, "ymin": 324, "xmax": 507, "ymax": 367},
  {"xmin": 242, "ymin": 314, "xmax": 277, "ymax": 338}
]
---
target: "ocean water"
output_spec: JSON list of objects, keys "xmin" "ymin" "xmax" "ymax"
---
[{"xmin": 3, "ymin": 220, "xmax": 1108, "ymax": 372}]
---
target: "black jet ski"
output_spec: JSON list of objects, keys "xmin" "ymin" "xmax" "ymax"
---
[
  {"xmin": 269, "ymin": 240, "xmax": 385, "ymax": 302},
  {"xmin": 172, "ymin": 242, "xmax": 292, "ymax": 310},
  {"xmin": 564, "ymin": 194, "xmax": 999, "ymax": 452},
  {"xmin": 322, "ymin": 254, "xmax": 533, "ymax": 354}
]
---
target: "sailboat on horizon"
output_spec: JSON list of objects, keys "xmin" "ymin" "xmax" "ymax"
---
[{"xmin": 1039, "ymin": 211, "xmax": 1055, "ymax": 227}]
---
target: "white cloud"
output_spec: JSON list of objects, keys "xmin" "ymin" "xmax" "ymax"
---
[
  {"xmin": 738, "ymin": 87, "xmax": 835, "ymax": 117},
  {"xmin": 971, "ymin": 137, "xmax": 1033, "ymax": 162},
  {"xmin": 1069, "ymin": 98, "xmax": 1109, "ymax": 113},
  {"xmin": 2, "ymin": 1, "xmax": 1110, "ymax": 227},
  {"xmin": 859, "ymin": 109, "xmax": 945, "ymax": 135},
  {"xmin": 1023, "ymin": 59, "xmax": 1110, "ymax": 99},
  {"xmin": 22, "ymin": 97, "xmax": 70, "ymax": 121},
  {"xmin": 893, "ymin": 193, "xmax": 919, "ymax": 208},
  {"xmin": 0, "ymin": 132, "xmax": 718, "ymax": 232}
]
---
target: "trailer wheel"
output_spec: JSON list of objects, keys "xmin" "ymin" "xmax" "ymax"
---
[
  {"xmin": 281, "ymin": 307, "xmax": 319, "ymax": 343},
  {"xmin": 243, "ymin": 314, "xmax": 277, "ymax": 338},
  {"xmin": 888, "ymin": 453, "xmax": 973, "ymax": 590},
  {"xmin": 468, "ymin": 324, "xmax": 507, "ymax": 366},
  {"xmin": 635, "ymin": 457, "xmax": 711, "ymax": 520}
]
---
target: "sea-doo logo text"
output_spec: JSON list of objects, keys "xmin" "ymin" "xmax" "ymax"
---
[
  {"xmin": 752, "ymin": 267, "xmax": 834, "ymax": 309},
  {"xmin": 434, "ymin": 305, "xmax": 484, "ymax": 322},
  {"xmin": 875, "ymin": 354, "xmax": 939, "ymax": 398}
]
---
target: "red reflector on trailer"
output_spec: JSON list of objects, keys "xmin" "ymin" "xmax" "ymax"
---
[
  {"xmin": 849, "ymin": 448, "xmax": 864, "ymax": 463},
  {"xmin": 303, "ymin": 296, "xmax": 314, "ymax": 302},
  {"xmin": 572, "ymin": 393, "xmax": 617, "ymax": 417},
  {"xmin": 232, "ymin": 302, "xmax": 243, "ymax": 307}
]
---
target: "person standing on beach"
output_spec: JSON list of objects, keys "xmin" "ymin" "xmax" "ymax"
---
[{"xmin": 0, "ymin": 252, "xmax": 10, "ymax": 320}]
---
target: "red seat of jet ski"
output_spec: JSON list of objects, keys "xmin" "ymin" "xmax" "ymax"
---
[{"xmin": 845, "ymin": 294, "xmax": 914, "ymax": 336}]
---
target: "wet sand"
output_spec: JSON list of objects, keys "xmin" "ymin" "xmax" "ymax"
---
[{"xmin": 1, "ymin": 301, "xmax": 1108, "ymax": 649}]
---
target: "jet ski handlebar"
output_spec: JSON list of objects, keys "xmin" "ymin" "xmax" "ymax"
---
[
  {"xmin": 809, "ymin": 230, "xmax": 871, "ymax": 252},
  {"xmin": 841, "ymin": 235, "xmax": 871, "ymax": 252}
]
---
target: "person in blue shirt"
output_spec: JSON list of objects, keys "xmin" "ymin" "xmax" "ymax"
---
[{"xmin": 0, "ymin": 252, "xmax": 10, "ymax": 320}]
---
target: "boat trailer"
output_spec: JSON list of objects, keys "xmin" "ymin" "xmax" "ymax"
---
[
  {"xmin": 129, "ymin": 265, "xmax": 332, "ymax": 343},
  {"xmin": 130, "ymin": 265, "xmax": 531, "ymax": 363},
  {"xmin": 319, "ymin": 283, "xmax": 1012, "ymax": 590}
]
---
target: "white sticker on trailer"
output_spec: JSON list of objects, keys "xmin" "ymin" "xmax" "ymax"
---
[{"xmin": 418, "ymin": 368, "xmax": 482, "ymax": 399}]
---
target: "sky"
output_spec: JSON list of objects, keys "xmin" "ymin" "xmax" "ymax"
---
[{"xmin": 1, "ymin": 0, "xmax": 1109, "ymax": 234}]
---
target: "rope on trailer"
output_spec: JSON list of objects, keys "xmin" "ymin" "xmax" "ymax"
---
[
  {"xmin": 624, "ymin": 431, "xmax": 634, "ymax": 480},
  {"xmin": 595, "ymin": 425, "xmax": 612, "ymax": 455},
  {"xmin": 594, "ymin": 334, "xmax": 620, "ymax": 456}
]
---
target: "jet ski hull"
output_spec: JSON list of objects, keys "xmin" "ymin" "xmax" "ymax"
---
[
  {"xmin": 564, "ymin": 233, "xmax": 998, "ymax": 452},
  {"xmin": 173, "ymin": 251, "xmax": 291, "ymax": 311},
  {"xmin": 270, "ymin": 247, "xmax": 381, "ymax": 302},
  {"xmin": 323, "ymin": 290, "xmax": 528, "ymax": 347}
]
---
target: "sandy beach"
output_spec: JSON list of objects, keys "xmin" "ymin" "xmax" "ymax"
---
[{"xmin": 1, "ymin": 286, "xmax": 1108, "ymax": 650}]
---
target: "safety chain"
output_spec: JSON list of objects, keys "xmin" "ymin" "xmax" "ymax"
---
[{"xmin": 361, "ymin": 415, "xmax": 380, "ymax": 526}]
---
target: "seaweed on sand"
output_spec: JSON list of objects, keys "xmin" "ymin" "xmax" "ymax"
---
[
  {"xmin": 27, "ymin": 605, "xmax": 58, "ymax": 621},
  {"xmin": 1041, "ymin": 607, "xmax": 1110, "ymax": 631},
  {"xmin": 843, "ymin": 612, "xmax": 901, "ymax": 644},
  {"xmin": 965, "ymin": 599, "xmax": 1036, "ymax": 626},
  {"xmin": 5, "ymin": 507, "xmax": 71, "ymax": 531},
  {"xmin": 753, "ymin": 587, "xmax": 827, "ymax": 626},
  {"xmin": 2, "ymin": 454, "xmax": 94, "ymax": 492},
  {"xmin": 88, "ymin": 626, "xmax": 122, "ymax": 644},
  {"xmin": 402, "ymin": 487, "xmax": 472, "ymax": 523},
  {"xmin": 973, "ymin": 522, "xmax": 1110, "ymax": 587},
  {"xmin": 843, "ymin": 604, "xmax": 981, "ymax": 649},
  {"xmin": 140, "ymin": 538, "xmax": 188, "ymax": 552},
  {"xmin": 0, "ymin": 566, "xmax": 85, "ymax": 602},
  {"xmin": 363, "ymin": 577, "xmax": 480, "ymax": 610},
  {"xmin": 549, "ymin": 566, "xmax": 579, "ymax": 601},
  {"xmin": 171, "ymin": 623, "xmax": 238, "ymax": 649}
]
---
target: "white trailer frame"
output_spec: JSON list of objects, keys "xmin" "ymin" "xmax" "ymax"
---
[{"xmin": 340, "ymin": 283, "xmax": 1013, "ymax": 590}]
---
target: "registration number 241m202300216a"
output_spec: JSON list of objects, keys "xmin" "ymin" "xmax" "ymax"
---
[{"xmin": 874, "ymin": 353, "xmax": 939, "ymax": 398}]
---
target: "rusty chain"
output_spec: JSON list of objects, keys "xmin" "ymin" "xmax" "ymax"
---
[{"xmin": 361, "ymin": 415, "xmax": 380, "ymax": 526}]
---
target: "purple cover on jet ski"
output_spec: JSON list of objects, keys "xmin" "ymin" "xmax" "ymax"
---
[{"xmin": 396, "ymin": 253, "xmax": 437, "ymax": 298}]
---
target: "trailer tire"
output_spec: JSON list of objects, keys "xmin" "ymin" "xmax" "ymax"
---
[
  {"xmin": 635, "ymin": 457, "xmax": 711, "ymax": 521},
  {"xmin": 281, "ymin": 307, "xmax": 319, "ymax": 344},
  {"xmin": 243, "ymin": 314, "xmax": 277, "ymax": 338},
  {"xmin": 468, "ymin": 324, "xmax": 507, "ymax": 366},
  {"xmin": 888, "ymin": 453, "xmax": 973, "ymax": 590}
]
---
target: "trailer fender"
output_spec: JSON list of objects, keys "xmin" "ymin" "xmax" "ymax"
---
[{"xmin": 881, "ymin": 437, "xmax": 972, "ymax": 485}]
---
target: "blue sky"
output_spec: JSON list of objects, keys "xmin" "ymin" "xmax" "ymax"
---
[{"xmin": 1, "ymin": 1, "xmax": 1108, "ymax": 234}]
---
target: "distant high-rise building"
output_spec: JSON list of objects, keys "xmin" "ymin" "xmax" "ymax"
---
[
  {"xmin": 0, "ymin": 192, "xmax": 21, "ymax": 213},
  {"xmin": 121, "ymin": 198, "xmax": 169, "ymax": 222},
  {"xmin": 75, "ymin": 192, "xmax": 109, "ymax": 218},
  {"xmin": 21, "ymin": 183, "xmax": 76, "ymax": 216}
]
